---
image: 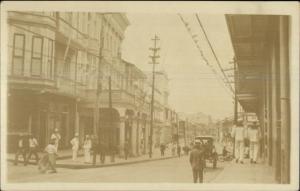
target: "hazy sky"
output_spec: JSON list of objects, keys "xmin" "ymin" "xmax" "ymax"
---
[{"xmin": 122, "ymin": 13, "xmax": 235, "ymax": 120}]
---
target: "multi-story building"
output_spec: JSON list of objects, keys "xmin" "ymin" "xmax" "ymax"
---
[
  {"xmin": 226, "ymin": 14, "xmax": 291, "ymax": 183},
  {"xmin": 7, "ymin": 11, "xmax": 177, "ymax": 158},
  {"xmin": 7, "ymin": 11, "xmax": 131, "ymax": 152}
]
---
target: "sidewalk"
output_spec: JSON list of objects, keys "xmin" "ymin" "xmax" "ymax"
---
[
  {"xmin": 7, "ymin": 148, "xmax": 178, "ymax": 169},
  {"xmin": 211, "ymin": 158, "xmax": 276, "ymax": 184}
]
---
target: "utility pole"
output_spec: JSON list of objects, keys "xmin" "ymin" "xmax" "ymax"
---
[
  {"xmin": 93, "ymin": 20, "xmax": 105, "ymax": 136},
  {"xmin": 148, "ymin": 35, "xmax": 160, "ymax": 158}
]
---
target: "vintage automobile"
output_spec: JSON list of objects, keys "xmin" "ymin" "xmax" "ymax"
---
[{"xmin": 194, "ymin": 135, "xmax": 218, "ymax": 168}]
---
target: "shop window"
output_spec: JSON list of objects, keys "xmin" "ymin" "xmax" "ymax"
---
[
  {"xmin": 31, "ymin": 36, "xmax": 43, "ymax": 76},
  {"xmin": 12, "ymin": 33, "xmax": 25, "ymax": 76}
]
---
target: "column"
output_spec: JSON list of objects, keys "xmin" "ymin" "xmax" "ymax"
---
[
  {"xmin": 119, "ymin": 120, "xmax": 125, "ymax": 156},
  {"xmin": 279, "ymin": 16, "xmax": 290, "ymax": 184}
]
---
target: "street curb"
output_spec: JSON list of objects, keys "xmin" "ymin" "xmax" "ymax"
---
[
  {"xmin": 56, "ymin": 156, "xmax": 177, "ymax": 169},
  {"xmin": 8, "ymin": 156, "xmax": 179, "ymax": 169}
]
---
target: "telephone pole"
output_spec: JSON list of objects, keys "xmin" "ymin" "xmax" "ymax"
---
[
  {"xmin": 93, "ymin": 20, "xmax": 105, "ymax": 136},
  {"xmin": 148, "ymin": 35, "xmax": 160, "ymax": 158}
]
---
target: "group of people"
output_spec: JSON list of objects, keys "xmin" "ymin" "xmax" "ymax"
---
[
  {"xmin": 231, "ymin": 120, "xmax": 260, "ymax": 164},
  {"xmin": 14, "ymin": 128, "xmax": 61, "ymax": 173}
]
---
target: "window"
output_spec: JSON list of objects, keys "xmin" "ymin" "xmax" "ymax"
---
[
  {"xmin": 12, "ymin": 33, "xmax": 25, "ymax": 76},
  {"xmin": 31, "ymin": 36, "xmax": 43, "ymax": 76},
  {"xmin": 47, "ymin": 39, "xmax": 54, "ymax": 78}
]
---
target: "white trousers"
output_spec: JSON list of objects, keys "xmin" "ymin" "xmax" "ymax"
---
[
  {"xmin": 72, "ymin": 149, "xmax": 78, "ymax": 161},
  {"xmin": 249, "ymin": 141, "xmax": 258, "ymax": 162},
  {"xmin": 235, "ymin": 140, "xmax": 244, "ymax": 161},
  {"xmin": 84, "ymin": 149, "xmax": 91, "ymax": 162}
]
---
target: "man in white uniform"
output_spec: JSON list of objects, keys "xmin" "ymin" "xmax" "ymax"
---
[
  {"xmin": 231, "ymin": 119, "xmax": 246, "ymax": 164},
  {"xmin": 249, "ymin": 121, "xmax": 260, "ymax": 164},
  {"xmin": 70, "ymin": 133, "xmax": 79, "ymax": 161}
]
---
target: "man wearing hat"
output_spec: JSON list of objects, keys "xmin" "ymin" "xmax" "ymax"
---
[
  {"xmin": 231, "ymin": 119, "xmax": 246, "ymax": 164},
  {"xmin": 248, "ymin": 121, "xmax": 260, "ymax": 163},
  {"xmin": 51, "ymin": 128, "xmax": 61, "ymax": 151},
  {"xmin": 70, "ymin": 133, "xmax": 80, "ymax": 161},
  {"xmin": 189, "ymin": 139, "xmax": 205, "ymax": 183}
]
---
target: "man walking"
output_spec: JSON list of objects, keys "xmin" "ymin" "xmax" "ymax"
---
[
  {"xmin": 14, "ymin": 133, "xmax": 28, "ymax": 166},
  {"xmin": 26, "ymin": 134, "xmax": 39, "ymax": 164},
  {"xmin": 249, "ymin": 121, "xmax": 260, "ymax": 164},
  {"xmin": 189, "ymin": 140, "xmax": 205, "ymax": 183},
  {"xmin": 231, "ymin": 119, "xmax": 246, "ymax": 164}
]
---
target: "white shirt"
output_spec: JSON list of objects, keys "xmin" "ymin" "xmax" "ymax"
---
[
  {"xmin": 29, "ymin": 138, "xmax": 38, "ymax": 148},
  {"xmin": 70, "ymin": 137, "xmax": 79, "ymax": 150},
  {"xmin": 248, "ymin": 128, "xmax": 259, "ymax": 142},
  {"xmin": 83, "ymin": 139, "xmax": 92, "ymax": 149},
  {"xmin": 45, "ymin": 144, "xmax": 57, "ymax": 154},
  {"xmin": 231, "ymin": 126, "xmax": 246, "ymax": 141}
]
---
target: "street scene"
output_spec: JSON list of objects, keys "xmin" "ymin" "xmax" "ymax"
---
[{"xmin": 2, "ymin": 3, "xmax": 297, "ymax": 189}]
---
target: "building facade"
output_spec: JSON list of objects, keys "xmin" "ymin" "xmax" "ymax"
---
[
  {"xmin": 7, "ymin": 11, "xmax": 178, "ymax": 159},
  {"xmin": 226, "ymin": 15, "xmax": 291, "ymax": 183}
]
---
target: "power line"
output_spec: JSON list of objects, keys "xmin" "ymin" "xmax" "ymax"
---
[
  {"xmin": 195, "ymin": 14, "xmax": 234, "ymax": 94},
  {"xmin": 178, "ymin": 14, "xmax": 234, "ymax": 99}
]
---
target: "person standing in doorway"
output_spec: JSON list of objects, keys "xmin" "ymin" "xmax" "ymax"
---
[
  {"xmin": 124, "ymin": 140, "xmax": 130, "ymax": 160},
  {"xmin": 249, "ymin": 121, "xmax": 260, "ymax": 164},
  {"xmin": 14, "ymin": 133, "xmax": 28, "ymax": 166},
  {"xmin": 26, "ymin": 134, "xmax": 39, "ymax": 164},
  {"xmin": 51, "ymin": 128, "xmax": 61, "ymax": 151},
  {"xmin": 189, "ymin": 140, "xmax": 205, "ymax": 183},
  {"xmin": 70, "ymin": 133, "xmax": 79, "ymax": 161},
  {"xmin": 83, "ymin": 135, "xmax": 92, "ymax": 163},
  {"xmin": 231, "ymin": 119, "xmax": 246, "ymax": 164}
]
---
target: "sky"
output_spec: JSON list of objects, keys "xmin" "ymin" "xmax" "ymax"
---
[{"xmin": 122, "ymin": 13, "xmax": 235, "ymax": 121}]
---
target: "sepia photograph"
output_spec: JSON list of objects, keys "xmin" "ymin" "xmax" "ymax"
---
[{"xmin": 0, "ymin": 1, "xmax": 299, "ymax": 191}]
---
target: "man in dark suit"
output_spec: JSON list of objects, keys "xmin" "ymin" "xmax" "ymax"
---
[{"xmin": 189, "ymin": 140, "xmax": 205, "ymax": 183}]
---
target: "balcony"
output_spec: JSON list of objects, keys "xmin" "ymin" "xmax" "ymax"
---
[{"xmin": 8, "ymin": 74, "xmax": 87, "ymax": 99}]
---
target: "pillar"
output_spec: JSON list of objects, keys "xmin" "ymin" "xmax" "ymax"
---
[
  {"xmin": 279, "ymin": 16, "xmax": 290, "ymax": 184},
  {"xmin": 119, "ymin": 121, "xmax": 125, "ymax": 156}
]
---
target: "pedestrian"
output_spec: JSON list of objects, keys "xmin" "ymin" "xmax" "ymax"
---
[
  {"xmin": 70, "ymin": 133, "xmax": 79, "ymax": 161},
  {"xmin": 44, "ymin": 139, "xmax": 57, "ymax": 173},
  {"xmin": 231, "ymin": 119, "xmax": 246, "ymax": 164},
  {"xmin": 99, "ymin": 141, "xmax": 106, "ymax": 164},
  {"xmin": 14, "ymin": 133, "xmax": 28, "ymax": 166},
  {"xmin": 26, "ymin": 134, "xmax": 39, "ymax": 164},
  {"xmin": 160, "ymin": 144, "xmax": 166, "ymax": 157},
  {"xmin": 83, "ymin": 135, "xmax": 92, "ymax": 163},
  {"xmin": 51, "ymin": 128, "xmax": 61, "ymax": 151},
  {"xmin": 124, "ymin": 140, "xmax": 130, "ymax": 160},
  {"xmin": 177, "ymin": 145, "xmax": 181, "ymax": 157},
  {"xmin": 189, "ymin": 140, "xmax": 205, "ymax": 183},
  {"xmin": 249, "ymin": 121, "xmax": 260, "ymax": 164},
  {"xmin": 172, "ymin": 144, "xmax": 176, "ymax": 156},
  {"xmin": 91, "ymin": 135, "xmax": 99, "ymax": 166}
]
